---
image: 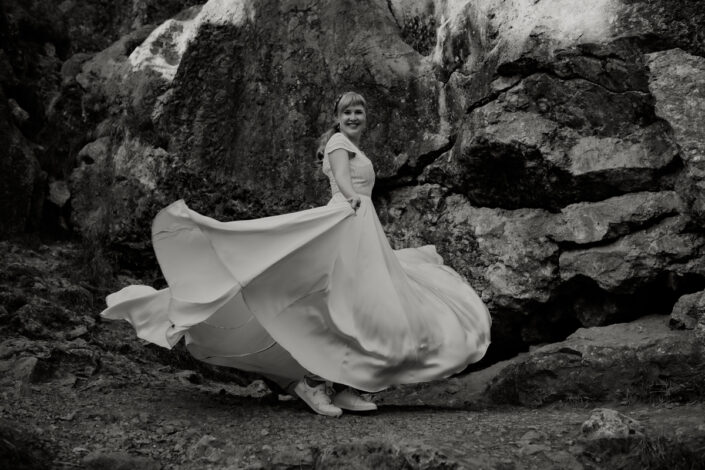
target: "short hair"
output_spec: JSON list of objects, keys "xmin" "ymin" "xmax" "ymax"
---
[{"xmin": 334, "ymin": 91, "xmax": 367, "ymax": 115}]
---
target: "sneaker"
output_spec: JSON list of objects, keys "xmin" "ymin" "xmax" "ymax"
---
[
  {"xmin": 333, "ymin": 388, "xmax": 378, "ymax": 412},
  {"xmin": 293, "ymin": 380, "xmax": 343, "ymax": 417}
]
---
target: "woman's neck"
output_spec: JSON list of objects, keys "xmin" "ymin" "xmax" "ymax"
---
[{"xmin": 341, "ymin": 131, "xmax": 361, "ymax": 147}]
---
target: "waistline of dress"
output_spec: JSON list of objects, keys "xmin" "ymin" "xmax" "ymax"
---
[{"xmin": 328, "ymin": 192, "xmax": 373, "ymax": 204}]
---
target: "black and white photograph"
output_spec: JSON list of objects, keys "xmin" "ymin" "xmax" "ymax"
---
[{"xmin": 1, "ymin": 0, "xmax": 704, "ymax": 468}]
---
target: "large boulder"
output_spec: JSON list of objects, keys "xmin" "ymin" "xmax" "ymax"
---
[
  {"xmin": 546, "ymin": 191, "xmax": 682, "ymax": 245},
  {"xmin": 670, "ymin": 290, "xmax": 705, "ymax": 340},
  {"xmin": 559, "ymin": 216, "xmax": 705, "ymax": 293},
  {"xmin": 423, "ymin": 60, "xmax": 678, "ymax": 210},
  {"xmin": 486, "ymin": 315, "xmax": 705, "ymax": 406}
]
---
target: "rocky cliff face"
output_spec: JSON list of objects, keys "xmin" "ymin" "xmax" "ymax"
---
[
  {"xmin": 2, "ymin": 0, "xmax": 705, "ymax": 365},
  {"xmin": 0, "ymin": 0, "xmax": 203, "ymax": 236}
]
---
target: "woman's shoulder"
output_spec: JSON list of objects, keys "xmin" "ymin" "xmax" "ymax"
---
[{"xmin": 325, "ymin": 132, "xmax": 357, "ymax": 154}]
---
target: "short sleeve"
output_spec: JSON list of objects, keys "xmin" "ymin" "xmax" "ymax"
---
[{"xmin": 324, "ymin": 133, "xmax": 357, "ymax": 158}]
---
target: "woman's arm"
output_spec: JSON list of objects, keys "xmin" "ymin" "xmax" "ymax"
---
[{"xmin": 328, "ymin": 148, "xmax": 361, "ymax": 210}]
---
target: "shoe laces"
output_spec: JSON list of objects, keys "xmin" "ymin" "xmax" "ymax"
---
[
  {"xmin": 309, "ymin": 383, "xmax": 333, "ymax": 405},
  {"xmin": 324, "ymin": 381, "xmax": 335, "ymax": 397}
]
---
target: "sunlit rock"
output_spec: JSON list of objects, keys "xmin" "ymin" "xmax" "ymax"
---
[
  {"xmin": 581, "ymin": 409, "xmax": 645, "ymax": 440},
  {"xmin": 547, "ymin": 191, "xmax": 682, "ymax": 245},
  {"xmin": 129, "ymin": 0, "xmax": 257, "ymax": 80},
  {"xmin": 559, "ymin": 216, "xmax": 705, "ymax": 293}
]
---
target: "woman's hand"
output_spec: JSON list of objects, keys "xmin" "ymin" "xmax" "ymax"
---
[{"xmin": 348, "ymin": 196, "xmax": 361, "ymax": 212}]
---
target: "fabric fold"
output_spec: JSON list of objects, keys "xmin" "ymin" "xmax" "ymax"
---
[{"xmin": 102, "ymin": 197, "xmax": 491, "ymax": 392}]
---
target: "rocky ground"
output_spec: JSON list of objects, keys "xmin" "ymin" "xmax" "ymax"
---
[
  {"xmin": 2, "ymin": 239, "xmax": 705, "ymax": 470},
  {"xmin": 5, "ymin": 366, "xmax": 705, "ymax": 469}
]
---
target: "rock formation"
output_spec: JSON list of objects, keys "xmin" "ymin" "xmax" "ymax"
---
[
  {"xmin": 486, "ymin": 316, "xmax": 705, "ymax": 406},
  {"xmin": 1, "ymin": 0, "xmax": 705, "ymax": 387}
]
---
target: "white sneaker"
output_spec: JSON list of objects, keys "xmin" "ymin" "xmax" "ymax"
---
[
  {"xmin": 333, "ymin": 388, "xmax": 378, "ymax": 412},
  {"xmin": 293, "ymin": 380, "xmax": 343, "ymax": 417}
]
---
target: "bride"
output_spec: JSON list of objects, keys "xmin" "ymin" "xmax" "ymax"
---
[{"xmin": 102, "ymin": 91, "xmax": 491, "ymax": 417}]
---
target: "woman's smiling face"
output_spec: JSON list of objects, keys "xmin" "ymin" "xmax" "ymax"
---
[{"xmin": 337, "ymin": 104, "xmax": 366, "ymax": 140}]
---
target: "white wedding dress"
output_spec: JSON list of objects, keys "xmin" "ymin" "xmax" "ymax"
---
[{"xmin": 101, "ymin": 133, "xmax": 491, "ymax": 392}]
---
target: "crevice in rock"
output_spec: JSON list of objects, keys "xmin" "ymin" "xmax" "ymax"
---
[
  {"xmin": 549, "ymin": 212, "xmax": 683, "ymax": 251},
  {"xmin": 497, "ymin": 63, "xmax": 652, "ymax": 97},
  {"xmin": 440, "ymin": 63, "xmax": 462, "ymax": 85},
  {"xmin": 464, "ymin": 309, "xmax": 533, "ymax": 371},
  {"xmin": 555, "ymin": 347, "xmax": 582, "ymax": 357},
  {"xmin": 375, "ymin": 135, "xmax": 457, "ymax": 192},
  {"xmin": 549, "ymin": 272, "xmax": 705, "ymax": 329},
  {"xmin": 285, "ymin": 6, "xmax": 314, "ymax": 15},
  {"xmin": 385, "ymin": 0, "xmax": 401, "ymax": 30},
  {"xmin": 656, "ymin": 151, "xmax": 687, "ymax": 185},
  {"xmin": 427, "ymin": 139, "xmax": 684, "ymax": 213},
  {"xmin": 464, "ymin": 79, "xmax": 521, "ymax": 115},
  {"xmin": 550, "ymin": 72, "xmax": 650, "ymax": 96},
  {"xmin": 439, "ymin": 67, "xmax": 471, "ymax": 88},
  {"xmin": 466, "ymin": 266, "xmax": 705, "ymax": 374}
]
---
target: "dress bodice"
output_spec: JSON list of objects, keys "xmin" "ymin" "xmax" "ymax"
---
[{"xmin": 322, "ymin": 133, "xmax": 375, "ymax": 198}]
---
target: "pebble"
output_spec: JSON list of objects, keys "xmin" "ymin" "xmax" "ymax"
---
[
  {"xmin": 59, "ymin": 411, "xmax": 77, "ymax": 421},
  {"xmin": 581, "ymin": 408, "xmax": 645, "ymax": 440}
]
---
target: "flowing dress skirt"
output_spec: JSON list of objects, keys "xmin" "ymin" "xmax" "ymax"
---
[{"xmin": 102, "ymin": 195, "xmax": 491, "ymax": 392}]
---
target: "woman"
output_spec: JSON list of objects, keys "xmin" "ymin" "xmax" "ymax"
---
[{"xmin": 101, "ymin": 92, "xmax": 491, "ymax": 417}]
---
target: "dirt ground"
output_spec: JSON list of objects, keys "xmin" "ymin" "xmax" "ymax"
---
[
  {"xmin": 1, "ymin": 240, "xmax": 704, "ymax": 469},
  {"xmin": 3, "ymin": 354, "xmax": 705, "ymax": 469}
]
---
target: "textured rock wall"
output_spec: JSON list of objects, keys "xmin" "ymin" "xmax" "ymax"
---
[
  {"xmin": 2, "ymin": 0, "xmax": 705, "ymax": 364},
  {"xmin": 382, "ymin": 0, "xmax": 705, "ymax": 361},
  {"xmin": 0, "ymin": 0, "xmax": 202, "ymax": 235}
]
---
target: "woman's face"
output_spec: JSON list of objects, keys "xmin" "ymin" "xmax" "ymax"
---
[{"xmin": 336, "ymin": 104, "xmax": 366, "ymax": 140}]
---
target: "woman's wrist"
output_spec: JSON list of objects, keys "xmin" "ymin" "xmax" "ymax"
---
[{"xmin": 346, "ymin": 193, "xmax": 361, "ymax": 211}]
